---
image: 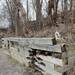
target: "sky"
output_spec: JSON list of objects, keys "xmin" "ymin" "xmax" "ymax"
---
[
  {"xmin": 0, "ymin": 0, "xmax": 9, "ymax": 28},
  {"xmin": 0, "ymin": 0, "xmax": 62, "ymax": 28}
]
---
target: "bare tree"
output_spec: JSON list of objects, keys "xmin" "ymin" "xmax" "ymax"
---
[
  {"xmin": 36, "ymin": 0, "xmax": 43, "ymax": 21},
  {"xmin": 48, "ymin": 0, "xmax": 59, "ymax": 26},
  {"xmin": 27, "ymin": 0, "xmax": 29, "ymax": 21},
  {"xmin": 53, "ymin": 0, "xmax": 59, "ymax": 25},
  {"xmin": 6, "ymin": 0, "xmax": 26, "ymax": 36},
  {"xmin": 48, "ymin": 0, "xmax": 54, "ymax": 16},
  {"xmin": 6, "ymin": 0, "xmax": 15, "ymax": 31}
]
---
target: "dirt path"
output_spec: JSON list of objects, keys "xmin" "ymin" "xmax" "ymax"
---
[{"xmin": 0, "ymin": 49, "xmax": 25, "ymax": 75}]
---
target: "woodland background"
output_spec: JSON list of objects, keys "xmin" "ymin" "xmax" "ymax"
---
[{"xmin": 0, "ymin": 0, "xmax": 75, "ymax": 42}]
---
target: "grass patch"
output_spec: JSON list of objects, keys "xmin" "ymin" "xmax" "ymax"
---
[
  {"xmin": 7, "ymin": 55, "xmax": 42, "ymax": 75},
  {"xmin": 7, "ymin": 55, "xmax": 26, "ymax": 67}
]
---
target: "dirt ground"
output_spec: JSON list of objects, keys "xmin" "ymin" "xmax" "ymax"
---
[{"xmin": 0, "ymin": 48, "xmax": 27, "ymax": 75}]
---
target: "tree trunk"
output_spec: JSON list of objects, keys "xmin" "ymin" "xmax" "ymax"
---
[
  {"xmin": 64, "ymin": 0, "xmax": 68, "ymax": 32},
  {"xmin": 6, "ymin": 0, "xmax": 15, "ymax": 31},
  {"xmin": 6, "ymin": 0, "xmax": 26, "ymax": 36},
  {"xmin": 27, "ymin": 0, "xmax": 29, "ymax": 21},
  {"xmin": 48, "ymin": 0, "xmax": 54, "ymax": 16},
  {"xmin": 72, "ymin": 0, "xmax": 75, "ymax": 23},
  {"xmin": 36, "ymin": 0, "xmax": 42, "ymax": 21},
  {"xmin": 53, "ymin": 0, "xmax": 59, "ymax": 25}
]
